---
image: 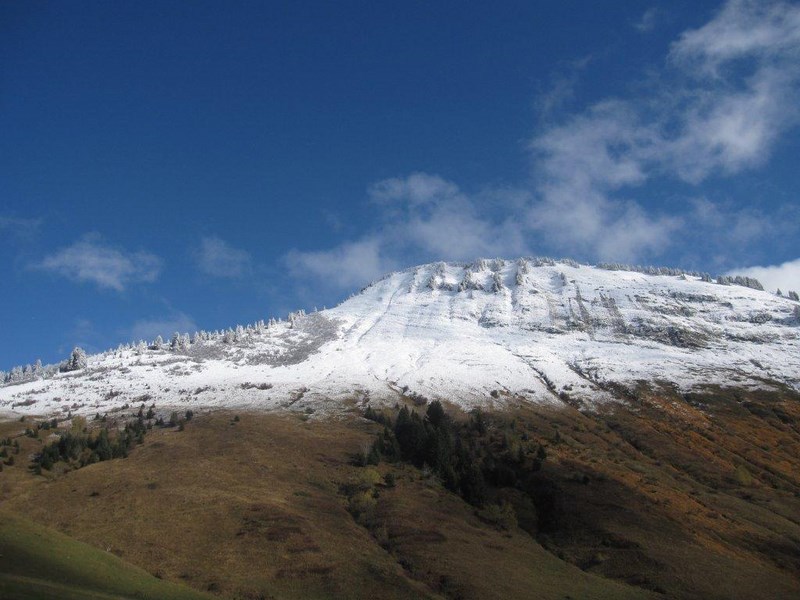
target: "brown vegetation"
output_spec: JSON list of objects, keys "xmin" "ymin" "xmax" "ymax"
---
[{"xmin": 1, "ymin": 383, "xmax": 799, "ymax": 599}]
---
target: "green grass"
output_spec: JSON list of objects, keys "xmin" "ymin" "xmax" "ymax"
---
[{"xmin": 0, "ymin": 510, "xmax": 213, "ymax": 600}]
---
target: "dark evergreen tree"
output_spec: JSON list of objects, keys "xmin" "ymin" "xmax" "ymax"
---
[{"xmin": 426, "ymin": 400, "xmax": 446, "ymax": 428}]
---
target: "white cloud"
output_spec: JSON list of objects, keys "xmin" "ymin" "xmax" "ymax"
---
[
  {"xmin": 195, "ymin": 236, "xmax": 251, "ymax": 278},
  {"xmin": 37, "ymin": 235, "xmax": 162, "ymax": 291},
  {"xmin": 633, "ymin": 7, "xmax": 659, "ymax": 33},
  {"xmin": 404, "ymin": 198, "xmax": 526, "ymax": 260},
  {"xmin": 0, "ymin": 215, "xmax": 42, "ymax": 242},
  {"xmin": 527, "ymin": 0, "xmax": 800, "ymax": 258},
  {"xmin": 286, "ymin": 1, "xmax": 800, "ymax": 290},
  {"xmin": 285, "ymin": 238, "xmax": 393, "ymax": 290},
  {"xmin": 666, "ymin": 0, "xmax": 800, "ymax": 179},
  {"xmin": 535, "ymin": 56, "xmax": 592, "ymax": 122},
  {"xmin": 368, "ymin": 172, "xmax": 460, "ymax": 207},
  {"xmin": 528, "ymin": 101, "xmax": 679, "ymax": 260},
  {"xmin": 727, "ymin": 258, "xmax": 800, "ymax": 293},
  {"xmin": 668, "ymin": 67, "xmax": 799, "ymax": 182},
  {"xmin": 688, "ymin": 197, "xmax": 778, "ymax": 245},
  {"xmin": 670, "ymin": 0, "xmax": 800, "ymax": 72},
  {"xmin": 129, "ymin": 312, "xmax": 198, "ymax": 343},
  {"xmin": 285, "ymin": 174, "xmax": 532, "ymax": 291},
  {"xmin": 0, "ymin": 215, "xmax": 42, "ymax": 230},
  {"xmin": 536, "ymin": 76, "xmax": 577, "ymax": 121}
]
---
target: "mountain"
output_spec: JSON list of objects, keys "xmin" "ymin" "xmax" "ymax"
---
[
  {"xmin": 2, "ymin": 257, "xmax": 798, "ymax": 418},
  {"xmin": 4, "ymin": 258, "xmax": 800, "ymax": 600}
]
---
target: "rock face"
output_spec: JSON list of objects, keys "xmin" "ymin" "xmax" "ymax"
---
[{"xmin": 2, "ymin": 258, "xmax": 799, "ymax": 416}]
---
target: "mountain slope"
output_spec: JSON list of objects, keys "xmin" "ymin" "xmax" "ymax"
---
[
  {"xmin": 1, "ymin": 258, "xmax": 798, "ymax": 417},
  {"xmin": 0, "ymin": 510, "xmax": 214, "ymax": 600}
]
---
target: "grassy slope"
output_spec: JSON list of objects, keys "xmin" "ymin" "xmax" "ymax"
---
[
  {"xmin": 0, "ymin": 411, "xmax": 654, "ymax": 600},
  {"xmin": 0, "ymin": 510, "xmax": 214, "ymax": 600},
  {"xmin": 503, "ymin": 385, "xmax": 800, "ymax": 600},
  {"xmin": 2, "ymin": 387, "xmax": 799, "ymax": 600}
]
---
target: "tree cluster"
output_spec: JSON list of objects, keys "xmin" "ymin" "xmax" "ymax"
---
[
  {"xmin": 1, "ymin": 310, "xmax": 293, "ymax": 388},
  {"xmin": 33, "ymin": 418, "xmax": 147, "ymax": 472},
  {"xmin": 33, "ymin": 411, "xmax": 153, "ymax": 473},
  {"xmin": 715, "ymin": 275, "xmax": 764, "ymax": 291},
  {"xmin": 361, "ymin": 401, "xmax": 546, "ymax": 507},
  {"xmin": 598, "ymin": 262, "xmax": 710, "ymax": 279}
]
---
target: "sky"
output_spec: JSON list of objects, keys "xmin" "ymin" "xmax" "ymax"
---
[{"xmin": 2, "ymin": 0, "xmax": 799, "ymax": 369}]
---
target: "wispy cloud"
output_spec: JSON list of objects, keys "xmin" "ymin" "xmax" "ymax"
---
[
  {"xmin": 0, "ymin": 215, "xmax": 43, "ymax": 242},
  {"xmin": 0, "ymin": 215, "xmax": 42, "ymax": 230},
  {"xmin": 286, "ymin": 238, "xmax": 394, "ymax": 290},
  {"xmin": 286, "ymin": 174, "xmax": 530, "ymax": 290},
  {"xmin": 60, "ymin": 318, "xmax": 102, "ymax": 356},
  {"xmin": 632, "ymin": 7, "xmax": 660, "ymax": 33},
  {"xmin": 534, "ymin": 56, "xmax": 591, "ymax": 122},
  {"xmin": 36, "ymin": 235, "xmax": 162, "ymax": 291},
  {"xmin": 670, "ymin": 0, "xmax": 800, "ymax": 73},
  {"xmin": 528, "ymin": 0, "xmax": 800, "ymax": 258},
  {"xmin": 129, "ymin": 312, "xmax": 198, "ymax": 343},
  {"xmin": 727, "ymin": 258, "xmax": 800, "ymax": 294},
  {"xmin": 195, "ymin": 235, "xmax": 252, "ymax": 278},
  {"xmin": 286, "ymin": 1, "xmax": 800, "ymax": 289},
  {"xmin": 369, "ymin": 172, "xmax": 460, "ymax": 207},
  {"xmin": 529, "ymin": 100, "xmax": 680, "ymax": 260}
]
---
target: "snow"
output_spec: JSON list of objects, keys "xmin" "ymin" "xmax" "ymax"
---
[{"xmin": 1, "ymin": 258, "xmax": 798, "ymax": 418}]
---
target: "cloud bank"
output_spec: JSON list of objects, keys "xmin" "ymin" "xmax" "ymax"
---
[{"xmin": 727, "ymin": 258, "xmax": 800, "ymax": 294}]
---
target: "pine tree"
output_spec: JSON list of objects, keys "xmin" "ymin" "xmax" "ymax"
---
[
  {"xmin": 426, "ymin": 400, "xmax": 446, "ymax": 428},
  {"xmin": 63, "ymin": 347, "xmax": 87, "ymax": 372}
]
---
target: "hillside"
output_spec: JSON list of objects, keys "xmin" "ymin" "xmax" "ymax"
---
[
  {"xmin": 1, "ymin": 400, "xmax": 799, "ymax": 600},
  {"xmin": 0, "ymin": 510, "xmax": 214, "ymax": 600}
]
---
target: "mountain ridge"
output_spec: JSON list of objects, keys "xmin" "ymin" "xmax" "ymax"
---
[{"xmin": 2, "ymin": 257, "xmax": 799, "ymax": 418}]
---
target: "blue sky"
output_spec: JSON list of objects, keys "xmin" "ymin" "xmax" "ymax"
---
[{"xmin": 2, "ymin": 0, "xmax": 799, "ymax": 369}]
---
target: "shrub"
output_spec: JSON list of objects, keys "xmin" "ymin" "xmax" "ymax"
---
[
  {"xmin": 347, "ymin": 490, "xmax": 377, "ymax": 524},
  {"xmin": 734, "ymin": 464, "xmax": 753, "ymax": 487},
  {"xmin": 477, "ymin": 501, "xmax": 518, "ymax": 531}
]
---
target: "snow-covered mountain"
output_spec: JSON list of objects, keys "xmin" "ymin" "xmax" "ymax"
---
[{"xmin": 2, "ymin": 258, "xmax": 799, "ymax": 418}]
